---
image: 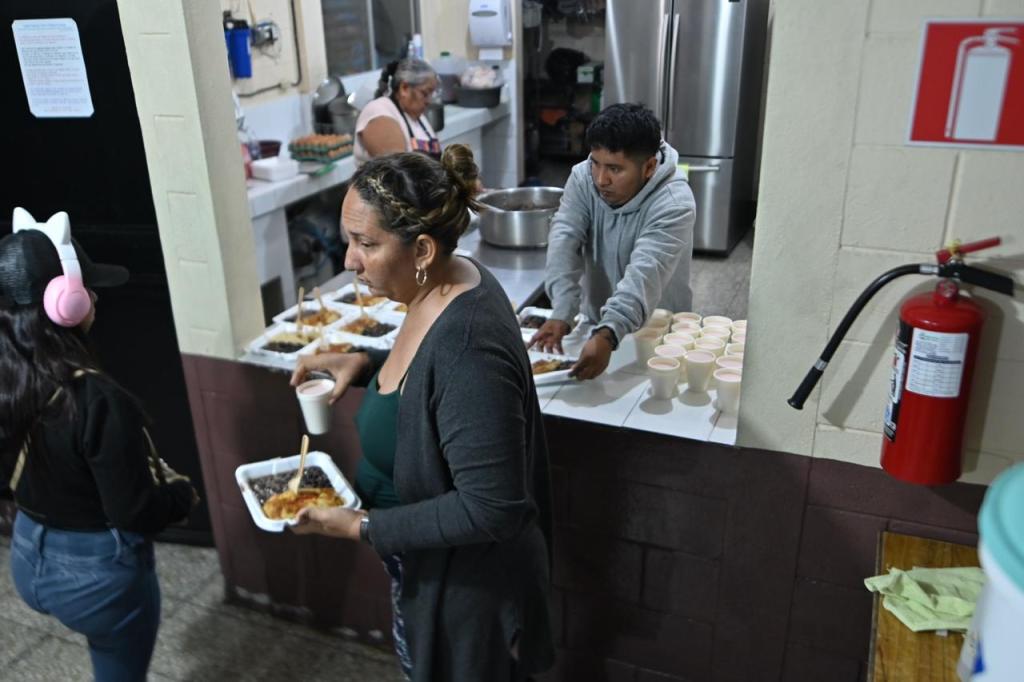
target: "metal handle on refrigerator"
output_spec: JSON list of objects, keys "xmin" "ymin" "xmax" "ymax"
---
[
  {"xmin": 687, "ymin": 165, "xmax": 720, "ymax": 173},
  {"xmin": 665, "ymin": 12, "xmax": 680, "ymax": 138},
  {"xmin": 654, "ymin": 11, "xmax": 669, "ymax": 121}
]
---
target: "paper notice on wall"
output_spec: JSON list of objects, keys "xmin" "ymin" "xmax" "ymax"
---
[
  {"xmin": 12, "ymin": 18, "xmax": 94, "ymax": 118},
  {"xmin": 906, "ymin": 329, "xmax": 968, "ymax": 398}
]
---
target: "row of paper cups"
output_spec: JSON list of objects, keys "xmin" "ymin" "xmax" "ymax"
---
[{"xmin": 636, "ymin": 311, "xmax": 747, "ymax": 414}]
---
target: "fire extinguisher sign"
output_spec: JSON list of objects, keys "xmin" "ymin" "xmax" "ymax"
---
[{"xmin": 908, "ymin": 19, "xmax": 1024, "ymax": 150}]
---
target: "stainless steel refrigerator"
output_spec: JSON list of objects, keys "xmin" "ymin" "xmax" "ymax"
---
[{"xmin": 605, "ymin": 0, "xmax": 770, "ymax": 253}]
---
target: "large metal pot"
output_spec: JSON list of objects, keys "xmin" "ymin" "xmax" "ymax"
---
[{"xmin": 476, "ymin": 187, "xmax": 563, "ymax": 248}]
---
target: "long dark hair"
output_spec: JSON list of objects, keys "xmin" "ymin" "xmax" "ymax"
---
[{"xmin": 0, "ymin": 303, "xmax": 100, "ymax": 463}]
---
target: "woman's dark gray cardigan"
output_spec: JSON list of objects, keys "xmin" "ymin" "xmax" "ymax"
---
[{"xmin": 364, "ymin": 260, "xmax": 555, "ymax": 681}]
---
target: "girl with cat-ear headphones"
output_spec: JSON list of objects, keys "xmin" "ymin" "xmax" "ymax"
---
[{"xmin": 0, "ymin": 208, "xmax": 198, "ymax": 682}]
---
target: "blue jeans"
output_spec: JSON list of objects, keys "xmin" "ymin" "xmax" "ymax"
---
[{"xmin": 9, "ymin": 512, "xmax": 161, "ymax": 682}]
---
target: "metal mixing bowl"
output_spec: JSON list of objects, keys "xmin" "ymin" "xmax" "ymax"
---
[{"xmin": 475, "ymin": 187, "xmax": 564, "ymax": 248}]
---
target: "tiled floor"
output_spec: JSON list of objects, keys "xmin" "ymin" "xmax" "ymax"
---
[{"xmin": 0, "ymin": 533, "xmax": 404, "ymax": 681}]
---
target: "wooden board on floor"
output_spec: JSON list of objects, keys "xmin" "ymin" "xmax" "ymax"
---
[{"xmin": 869, "ymin": 531, "xmax": 979, "ymax": 682}]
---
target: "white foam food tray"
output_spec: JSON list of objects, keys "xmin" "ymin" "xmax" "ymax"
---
[
  {"xmin": 528, "ymin": 350, "xmax": 578, "ymax": 386},
  {"xmin": 246, "ymin": 322, "xmax": 323, "ymax": 362},
  {"xmin": 272, "ymin": 300, "xmax": 348, "ymax": 326},
  {"xmin": 298, "ymin": 328, "xmax": 392, "ymax": 357},
  {"xmin": 329, "ymin": 309, "xmax": 404, "ymax": 343},
  {"xmin": 326, "ymin": 283, "xmax": 392, "ymax": 312},
  {"xmin": 235, "ymin": 451, "xmax": 362, "ymax": 533}
]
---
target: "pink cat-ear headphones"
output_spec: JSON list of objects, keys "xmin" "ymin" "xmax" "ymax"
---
[{"xmin": 12, "ymin": 208, "xmax": 91, "ymax": 327}]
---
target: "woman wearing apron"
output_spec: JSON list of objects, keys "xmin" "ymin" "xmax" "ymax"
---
[{"xmin": 354, "ymin": 58, "xmax": 442, "ymax": 165}]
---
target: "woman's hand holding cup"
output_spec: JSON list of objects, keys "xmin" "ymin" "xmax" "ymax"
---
[{"xmin": 290, "ymin": 351, "xmax": 371, "ymax": 405}]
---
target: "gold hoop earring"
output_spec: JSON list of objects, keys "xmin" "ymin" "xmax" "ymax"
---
[{"xmin": 415, "ymin": 266, "xmax": 428, "ymax": 287}]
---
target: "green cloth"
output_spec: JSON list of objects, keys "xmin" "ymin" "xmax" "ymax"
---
[
  {"xmin": 353, "ymin": 370, "xmax": 401, "ymax": 509},
  {"xmin": 864, "ymin": 566, "xmax": 985, "ymax": 632}
]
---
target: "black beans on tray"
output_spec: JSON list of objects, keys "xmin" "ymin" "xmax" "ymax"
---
[{"xmin": 248, "ymin": 467, "xmax": 333, "ymax": 506}]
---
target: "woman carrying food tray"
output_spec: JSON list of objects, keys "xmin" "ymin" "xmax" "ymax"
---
[
  {"xmin": 290, "ymin": 146, "xmax": 555, "ymax": 681},
  {"xmin": 0, "ymin": 209, "xmax": 198, "ymax": 681}
]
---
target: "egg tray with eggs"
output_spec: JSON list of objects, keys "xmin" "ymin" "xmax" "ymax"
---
[
  {"xmin": 247, "ymin": 323, "xmax": 323, "ymax": 360},
  {"xmin": 235, "ymin": 451, "xmax": 361, "ymax": 532}
]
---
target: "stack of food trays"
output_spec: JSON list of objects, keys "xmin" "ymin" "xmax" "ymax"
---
[{"xmin": 247, "ymin": 283, "xmax": 404, "ymax": 368}]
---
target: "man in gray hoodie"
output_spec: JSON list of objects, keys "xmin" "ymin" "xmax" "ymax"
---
[{"xmin": 531, "ymin": 103, "xmax": 696, "ymax": 379}]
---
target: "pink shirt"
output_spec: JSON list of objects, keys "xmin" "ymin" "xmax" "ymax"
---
[{"xmin": 354, "ymin": 96, "xmax": 437, "ymax": 167}]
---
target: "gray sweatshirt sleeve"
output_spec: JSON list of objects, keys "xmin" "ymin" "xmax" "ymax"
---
[
  {"xmin": 596, "ymin": 196, "xmax": 695, "ymax": 342},
  {"xmin": 544, "ymin": 169, "xmax": 591, "ymax": 325},
  {"xmin": 366, "ymin": 346, "xmax": 532, "ymax": 555}
]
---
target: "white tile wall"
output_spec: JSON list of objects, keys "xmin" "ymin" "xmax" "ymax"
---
[
  {"xmin": 869, "ymin": 0, "xmax": 983, "ymax": 34},
  {"xmin": 948, "ymin": 152, "xmax": 1024, "ymax": 245},
  {"xmin": 828, "ymin": 247, "xmax": 935, "ymax": 344},
  {"xmin": 983, "ymin": 0, "xmax": 1024, "ymax": 16},
  {"xmin": 854, "ymin": 34, "xmax": 922, "ymax": 147},
  {"xmin": 841, "ymin": 146, "xmax": 956, "ymax": 252},
  {"xmin": 816, "ymin": 340, "xmax": 891, "ymax": 433},
  {"xmin": 812, "ymin": 424, "xmax": 882, "ymax": 468},
  {"xmin": 738, "ymin": 0, "xmax": 871, "ymax": 455}
]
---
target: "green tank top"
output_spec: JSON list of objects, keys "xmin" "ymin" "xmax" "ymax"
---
[{"xmin": 354, "ymin": 369, "xmax": 401, "ymax": 509}]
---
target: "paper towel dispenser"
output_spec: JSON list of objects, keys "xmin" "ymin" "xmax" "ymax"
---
[{"xmin": 469, "ymin": 0, "xmax": 512, "ymax": 47}]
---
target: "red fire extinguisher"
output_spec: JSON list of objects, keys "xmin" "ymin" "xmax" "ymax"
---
[{"xmin": 789, "ymin": 237, "xmax": 1016, "ymax": 486}]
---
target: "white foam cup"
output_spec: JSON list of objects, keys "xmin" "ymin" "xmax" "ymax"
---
[
  {"xmin": 702, "ymin": 315, "xmax": 733, "ymax": 329},
  {"xmin": 672, "ymin": 312, "xmax": 702, "ymax": 325},
  {"xmin": 714, "ymin": 368, "xmax": 743, "ymax": 414},
  {"xmin": 725, "ymin": 342, "xmax": 745, "ymax": 357},
  {"xmin": 684, "ymin": 349, "xmax": 717, "ymax": 392},
  {"xmin": 647, "ymin": 357, "xmax": 681, "ymax": 400},
  {"xmin": 296, "ymin": 378, "xmax": 335, "ymax": 435},
  {"xmin": 662, "ymin": 332, "xmax": 696, "ymax": 350},
  {"xmin": 634, "ymin": 327, "xmax": 665, "ymax": 364},
  {"xmin": 694, "ymin": 337, "xmax": 726, "ymax": 357},
  {"xmin": 654, "ymin": 344, "xmax": 688, "ymax": 381}
]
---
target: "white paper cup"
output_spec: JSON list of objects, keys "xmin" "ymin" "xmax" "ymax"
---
[
  {"xmin": 645, "ymin": 318, "xmax": 671, "ymax": 335},
  {"xmin": 702, "ymin": 315, "xmax": 733, "ymax": 329},
  {"xmin": 732, "ymin": 332, "xmax": 747, "ymax": 345},
  {"xmin": 633, "ymin": 327, "xmax": 664, "ymax": 364},
  {"xmin": 715, "ymin": 355, "xmax": 743, "ymax": 372},
  {"xmin": 647, "ymin": 357, "xmax": 681, "ymax": 400},
  {"xmin": 654, "ymin": 344, "xmax": 688, "ymax": 381},
  {"xmin": 725, "ymin": 342, "xmax": 745, "ymax": 357},
  {"xmin": 296, "ymin": 378, "xmax": 335, "ymax": 435},
  {"xmin": 684, "ymin": 349, "xmax": 717, "ymax": 393},
  {"xmin": 694, "ymin": 337, "xmax": 726, "ymax": 357},
  {"xmin": 731, "ymin": 319, "xmax": 747, "ymax": 334},
  {"xmin": 662, "ymin": 332, "xmax": 696, "ymax": 350},
  {"xmin": 714, "ymin": 368, "xmax": 743, "ymax": 414},
  {"xmin": 700, "ymin": 326, "xmax": 731, "ymax": 342},
  {"xmin": 671, "ymin": 320, "xmax": 702, "ymax": 334},
  {"xmin": 730, "ymin": 351, "xmax": 745, "ymax": 361},
  {"xmin": 650, "ymin": 308, "xmax": 674, "ymax": 325},
  {"xmin": 672, "ymin": 312, "xmax": 702, "ymax": 325}
]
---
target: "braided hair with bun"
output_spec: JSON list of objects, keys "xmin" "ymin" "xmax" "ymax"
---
[{"xmin": 350, "ymin": 145, "xmax": 481, "ymax": 254}]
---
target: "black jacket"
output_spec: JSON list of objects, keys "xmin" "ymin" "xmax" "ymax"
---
[
  {"xmin": 365, "ymin": 261, "xmax": 556, "ymax": 681},
  {"xmin": 11, "ymin": 372, "xmax": 193, "ymax": 533}
]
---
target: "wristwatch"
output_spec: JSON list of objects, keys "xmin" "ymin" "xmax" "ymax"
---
[{"xmin": 358, "ymin": 514, "xmax": 371, "ymax": 545}]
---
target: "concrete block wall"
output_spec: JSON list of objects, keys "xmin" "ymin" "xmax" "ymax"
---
[
  {"xmin": 117, "ymin": 0, "xmax": 263, "ymax": 359},
  {"xmin": 740, "ymin": 0, "xmax": 1024, "ymax": 485}
]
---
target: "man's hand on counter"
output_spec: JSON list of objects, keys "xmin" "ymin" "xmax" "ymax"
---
[
  {"xmin": 528, "ymin": 319, "xmax": 572, "ymax": 354},
  {"xmin": 570, "ymin": 329, "xmax": 614, "ymax": 381}
]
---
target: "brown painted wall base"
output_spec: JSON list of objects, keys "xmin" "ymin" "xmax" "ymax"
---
[{"xmin": 175, "ymin": 353, "xmax": 986, "ymax": 681}]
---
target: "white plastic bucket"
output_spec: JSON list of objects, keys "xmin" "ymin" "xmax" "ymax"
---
[{"xmin": 961, "ymin": 542, "xmax": 1024, "ymax": 680}]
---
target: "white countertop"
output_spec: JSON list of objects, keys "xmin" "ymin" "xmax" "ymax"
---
[
  {"xmin": 246, "ymin": 101, "xmax": 512, "ymax": 219},
  {"xmin": 240, "ymin": 318, "xmax": 737, "ymax": 446}
]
